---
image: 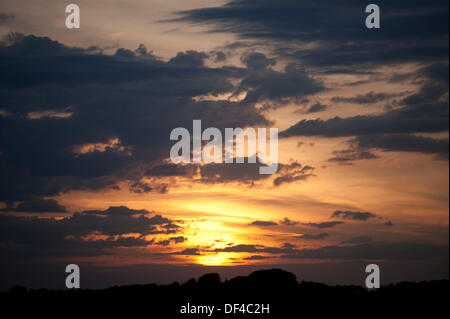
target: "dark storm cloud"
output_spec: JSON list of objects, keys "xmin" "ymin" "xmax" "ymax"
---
[
  {"xmin": 340, "ymin": 236, "xmax": 372, "ymax": 245},
  {"xmin": 199, "ymin": 159, "xmax": 268, "ymax": 184},
  {"xmin": 0, "ymin": 35, "xmax": 324, "ymax": 206},
  {"xmin": 281, "ymin": 242, "xmax": 449, "ymax": 260},
  {"xmin": 399, "ymin": 63, "xmax": 449, "ymax": 106},
  {"xmin": 168, "ymin": 50, "xmax": 209, "ymax": 67},
  {"xmin": 297, "ymin": 233, "xmax": 329, "ymax": 241},
  {"xmin": 129, "ymin": 181, "xmax": 169, "ymax": 194},
  {"xmin": 279, "ymin": 217, "xmax": 298, "ymax": 226},
  {"xmin": 148, "ymin": 159, "xmax": 269, "ymax": 185},
  {"xmin": 0, "ymin": 12, "xmax": 14, "ymax": 25},
  {"xmin": 171, "ymin": 248, "xmax": 201, "ymax": 256},
  {"xmin": 0, "ymin": 34, "xmax": 235, "ymax": 92},
  {"xmin": 0, "ymin": 206, "xmax": 183, "ymax": 260},
  {"xmin": 241, "ymin": 52, "xmax": 275, "ymax": 69},
  {"xmin": 57, "ymin": 207, "xmax": 179, "ymax": 236},
  {"xmin": 0, "ymin": 198, "xmax": 67, "ymax": 213},
  {"xmin": 129, "ymin": 181, "xmax": 153, "ymax": 194},
  {"xmin": 249, "ymin": 220, "xmax": 278, "ymax": 227},
  {"xmin": 281, "ymin": 101, "xmax": 448, "ymax": 138},
  {"xmin": 418, "ymin": 62, "xmax": 450, "ymax": 85},
  {"xmin": 273, "ymin": 163, "xmax": 314, "ymax": 186},
  {"xmin": 213, "ymin": 244, "xmax": 295, "ymax": 254},
  {"xmin": 353, "ymin": 134, "xmax": 449, "ymax": 160},
  {"xmin": 303, "ymin": 102, "xmax": 328, "ymax": 114},
  {"xmin": 331, "ymin": 210, "xmax": 377, "ymax": 221},
  {"xmin": 281, "ymin": 243, "xmax": 297, "ymax": 250},
  {"xmin": 176, "ymin": 0, "xmax": 448, "ymax": 41},
  {"xmin": 328, "ymin": 149, "xmax": 378, "ymax": 164},
  {"xmin": 156, "ymin": 240, "xmax": 171, "ymax": 246},
  {"xmin": 185, "ymin": 240, "xmax": 448, "ymax": 261},
  {"xmin": 214, "ymin": 51, "xmax": 227, "ymax": 62},
  {"xmin": 0, "ymin": 34, "xmax": 286, "ymax": 204},
  {"xmin": 287, "ymin": 38, "xmax": 448, "ymax": 70},
  {"xmin": 82, "ymin": 206, "xmax": 152, "ymax": 216},
  {"xmin": 302, "ymin": 221, "xmax": 344, "ymax": 229},
  {"xmin": 235, "ymin": 56, "xmax": 325, "ymax": 105},
  {"xmin": 175, "ymin": 0, "xmax": 449, "ymax": 68},
  {"xmin": 114, "ymin": 48, "xmax": 137, "ymax": 58},
  {"xmin": 146, "ymin": 160, "xmax": 315, "ymax": 187},
  {"xmin": 170, "ymin": 236, "xmax": 187, "ymax": 244},
  {"xmin": 113, "ymin": 44, "xmax": 154, "ymax": 58},
  {"xmin": 331, "ymin": 92, "xmax": 405, "ymax": 104},
  {"xmin": 177, "ymin": 0, "xmax": 449, "ymax": 161},
  {"xmin": 243, "ymin": 255, "xmax": 270, "ymax": 260},
  {"xmin": 281, "ymin": 62, "xmax": 449, "ymax": 141},
  {"xmin": 146, "ymin": 163, "xmax": 198, "ymax": 178}
]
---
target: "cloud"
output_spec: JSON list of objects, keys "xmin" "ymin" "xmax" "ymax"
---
[
  {"xmin": 183, "ymin": 240, "xmax": 448, "ymax": 262},
  {"xmin": 175, "ymin": 0, "xmax": 449, "ymax": 69},
  {"xmin": 249, "ymin": 220, "xmax": 277, "ymax": 227},
  {"xmin": 273, "ymin": 162, "xmax": 314, "ymax": 186},
  {"xmin": 281, "ymin": 242, "xmax": 297, "ymax": 249},
  {"xmin": 353, "ymin": 134, "xmax": 449, "ymax": 160},
  {"xmin": 331, "ymin": 210, "xmax": 377, "ymax": 221},
  {"xmin": 2, "ymin": 198, "xmax": 67, "ymax": 213},
  {"xmin": 0, "ymin": 34, "xmax": 276, "ymax": 204},
  {"xmin": 0, "ymin": 35, "xmax": 326, "ymax": 205},
  {"xmin": 170, "ymin": 236, "xmax": 187, "ymax": 244},
  {"xmin": 303, "ymin": 102, "xmax": 328, "ymax": 114},
  {"xmin": 129, "ymin": 181, "xmax": 169, "ymax": 194},
  {"xmin": 156, "ymin": 240, "xmax": 171, "ymax": 246},
  {"xmin": 302, "ymin": 221, "xmax": 344, "ymax": 229},
  {"xmin": 83, "ymin": 206, "xmax": 151, "ymax": 216},
  {"xmin": 146, "ymin": 163, "xmax": 198, "ymax": 178},
  {"xmin": 331, "ymin": 92, "xmax": 405, "ymax": 105},
  {"xmin": 213, "ymin": 244, "xmax": 295, "ymax": 254},
  {"xmin": 281, "ymin": 242, "xmax": 449, "ymax": 260},
  {"xmin": 115, "ymin": 48, "xmax": 137, "ymax": 58},
  {"xmin": 280, "ymin": 102, "xmax": 448, "ymax": 138},
  {"xmin": 171, "ymin": 248, "xmax": 201, "ymax": 256},
  {"xmin": 0, "ymin": 12, "xmax": 14, "ymax": 25},
  {"xmin": 214, "ymin": 51, "xmax": 227, "ymax": 62},
  {"xmin": 129, "ymin": 182, "xmax": 153, "ymax": 194},
  {"xmin": 297, "ymin": 233, "xmax": 329, "ymax": 241},
  {"xmin": 146, "ymin": 159, "xmax": 315, "ymax": 187},
  {"xmin": 279, "ymin": 217, "xmax": 298, "ymax": 226},
  {"xmin": 168, "ymin": 50, "xmax": 209, "ymax": 67},
  {"xmin": 0, "ymin": 206, "xmax": 183, "ymax": 261},
  {"xmin": 113, "ymin": 45, "xmax": 153, "ymax": 59},
  {"xmin": 234, "ymin": 54, "xmax": 325, "ymax": 105},
  {"xmin": 243, "ymin": 255, "xmax": 270, "ymax": 260},
  {"xmin": 157, "ymin": 236, "xmax": 187, "ymax": 246},
  {"xmin": 199, "ymin": 159, "xmax": 269, "ymax": 184},
  {"xmin": 241, "ymin": 52, "xmax": 275, "ymax": 69},
  {"xmin": 340, "ymin": 236, "xmax": 372, "ymax": 245},
  {"xmin": 328, "ymin": 149, "xmax": 378, "ymax": 164},
  {"xmin": 62, "ymin": 207, "xmax": 180, "ymax": 236},
  {"xmin": 281, "ymin": 63, "xmax": 449, "ymax": 140}
]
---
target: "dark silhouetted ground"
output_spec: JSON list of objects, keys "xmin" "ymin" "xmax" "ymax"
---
[{"xmin": 1, "ymin": 269, "xmax": 448, "ymax": 318}]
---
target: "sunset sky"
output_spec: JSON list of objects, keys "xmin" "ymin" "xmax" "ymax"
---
[{"xmin": 0, "ymin": 0, "xmax": 448, "ymax": 289}]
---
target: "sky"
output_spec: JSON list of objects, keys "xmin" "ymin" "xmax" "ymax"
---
[{"xmin": 0, "ymin": 0, "xmax": 448, "ymax": 289}]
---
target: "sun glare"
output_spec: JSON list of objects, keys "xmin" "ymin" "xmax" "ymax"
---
[{"xmin": 195, "ymin": 252, "xmax": 244, "ymax": 266}]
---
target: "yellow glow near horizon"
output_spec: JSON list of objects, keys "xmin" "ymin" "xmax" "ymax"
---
[{"xmin": 195, "ymin": 252, "xmax": 246, "ymax": 266}]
